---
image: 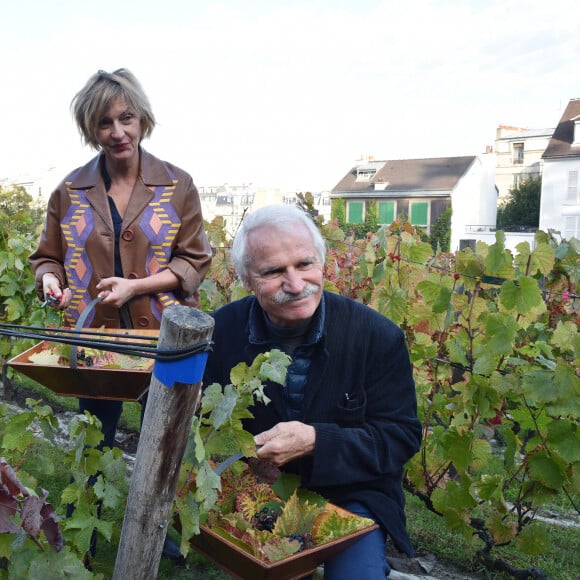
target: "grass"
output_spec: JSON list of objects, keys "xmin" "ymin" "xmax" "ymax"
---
[{"xmin": 405, "ymin": 492, "xmax": 580, "ymax": 579}]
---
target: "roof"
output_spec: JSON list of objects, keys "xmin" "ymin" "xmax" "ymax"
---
[
  {"xmin": 542, "ymin": 98, "xmax": 580, "ymax": 159},
  {"xmin": 496, "ymin": 128, "xmax": 554, "ymax": 140},
  {"xmin": 331, "ymin": 156, "xmax": 477, "ymax": 194}
]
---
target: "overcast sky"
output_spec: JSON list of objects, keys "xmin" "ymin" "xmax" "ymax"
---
[{"xmin": 1, "ymin": 0, "xmax": 579, "ymax": 194}]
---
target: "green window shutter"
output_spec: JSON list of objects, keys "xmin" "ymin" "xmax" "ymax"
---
[
  {"xmin": 347, "ymin": 201, "xmax": 364, "ymax": 224},
  {"xmin": 378, "ymin": 201, "xmax": 394, "ymax": 224},
  {"xmin": 410, "ymin": 202, "xmax": 428, "ymax": 225}
]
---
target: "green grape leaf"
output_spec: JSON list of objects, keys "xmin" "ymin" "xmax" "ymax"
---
[
  {"xmin": 521, "ymin": 369, "xmax": 554, "ymax": 405},
  {"xmin": 431, "ymin": 481, "xmax": 476, "ymax": 540},
  {"xmin": 551, "ymin": 320, "xmax": 578, "ymax": 353},
  {"xmin": 200, "ymin": 383, "xmax": 223, "ymax": 414},
  {"xmin": 515, "ymin": 524, "xmax": 551, "ymax": 556},
  {"xmin": 93, "ymin": 475, "xmax": 123, "ymax": 510},
  {"xmin": 432, "ymin": 286, "xmax": 453, "ymax": 314},
  {"xmin": 408, "ymin": 240, "xmax": 436, "ymax": 265},
  {"xmin": 475, "ymin": 474, "xmax": 508, "ymax": 511},
  {"xmin": 546, "ymin": 361, "xmax": 580, "ymax": 417},
  {"xmin": 529, "ymin": 242, "xmax": 555, "ymax": 276},
  {"xmin": 527, "ymin": 452, "xmax": 568, "ymax": 489},
  {"xmin": 273, "ymin": 492, "xmax": 324, "ymax": 536},
  {"xmin": 546, "ymin": 420, "xmax": 580, "ymax": 463},
  {"xmin": 272, "ymin": 473, "xmax": 302, "ymax": 501},
  {"xmin": 232, "ymin": 426, "xmax": 259, "ymax": 458},
  {"xmin": 500, "ymin": 276, "xmax": 543, "ymax": 314},
  {"xmin": 441, "ymin": 428, "xmax": 474, "ymax": 472},
  {"xmin": 259, "ymin": 349, "xmax": 291, "ymax": 385},
  {"xmin": 485, "ymin": 234, "xmax": 512, "ymax": 275},
  {"xmin": 496, "ymin": 424, "xmax": 518, "ymax": 471},
  {"xmin": 486, "ymin": 511, "xmax": 517, "ymax": 544},
  {"xmin": 482, "ymin": 313, "xmax": 518, "ymax": 356},
  {"xmin": 564, "ymin": 259, "xmax": 580, "ymax": 284},
  {"xmin": 471, "ymin": 438, "xmax": 492, "ymax": 470},
  {"xmin": 195, "ymin": 460, "xmax": 221, "ymax": 511},
  {"xmin": 28, "ymin": 547, "xmax": 93, "ymax": 580},
  {"xmin": 472, "ymin": 352, "xmax": 498, "ymax": 376},
  {"xmin": 175, "ymin": 493, "xmax": 201, "ymax": 554},
  {"xmin": 417, "ymin": 278, "xmax": 443, "ymax": 303},
  {"xmin": 209, "ymin": 385, "xmax": 238, "ymax": 430},
  {"xmin": 372, "ymin": 286, "xmax": 409, "ymax": 325},
  {"xmin": 312, "ymin": 509, "xmax": 374, "ymax": 545}
]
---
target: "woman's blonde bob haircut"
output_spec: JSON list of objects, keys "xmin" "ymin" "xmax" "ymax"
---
[{"xmin": 71, "ymin": 68, "xmax": 156, "ymax": 149}]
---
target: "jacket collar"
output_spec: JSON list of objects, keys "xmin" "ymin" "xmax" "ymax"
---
[
  {"xmin": 67, "ymin": 147, "xmax": 174, "ymax": 189},
  {"xmin": 248, "ymin": 292, "xmax": 326, "ymax": 347}
]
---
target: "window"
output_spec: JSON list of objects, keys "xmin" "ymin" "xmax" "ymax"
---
[
  {"xmin": 378, "ymin": 201, "xmax": 395, "ymax": 224},
  {"xmin": 410, "ymin": 201, "xmax": 429, "ymax": 227},
  {"xmin": 459, "ymin": 239, "xmax": 476, "ymax": 251},
  {"xmin": 564, "ymin": 216, "xmax": 580, "ymax": 240},
  {"xmin": 513, "ymin": 143, "xmax": 524, "ymax": 164},
  {"xmin": 574, "ymin": 120, "xmax": 580, "ymax": 146},
  {"xmin": 347, "ymin": 201, "xmax": 364, "ymax": 223},
  {"xmin": 513, "ymin": 173, "xmax": 524, "ymax": 190},
  {"xmin": 356, "ymin": 169, "xmax": 375, "ymax": 182},
  {"xmin": 567, "ymin": 171, "xmax": 578, "ymax": 203}
]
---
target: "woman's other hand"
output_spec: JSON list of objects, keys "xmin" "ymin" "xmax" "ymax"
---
[{"xmin": 96, "ymin": 277, "xmax": 135, "ymax": 307}]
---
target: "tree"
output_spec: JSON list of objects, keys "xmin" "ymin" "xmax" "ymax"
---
[
  {"xmin": 429, "ymin": 208, "xmax": 452, "ymax": 253},
  {"xmin": 0, "ymin": 183, "xmax": 45, "ymax": 237},
  {"xmin": 497, "ymin": 176, "xmax": 541, "ymax": 229}
]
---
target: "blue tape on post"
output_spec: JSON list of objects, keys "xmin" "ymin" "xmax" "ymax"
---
[{"xmin": 153, "ymin": 352, "xmax": 209, "ymax": 388}]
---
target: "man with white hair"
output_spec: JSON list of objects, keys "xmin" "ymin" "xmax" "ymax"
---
[{"xmin": 204, "ymin": 204, "xmax": 421, "ymax": 579}]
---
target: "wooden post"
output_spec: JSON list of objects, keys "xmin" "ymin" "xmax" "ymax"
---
[{"xmin": 113, "ymin": 305, "xmax": 214, "ymax": 580}]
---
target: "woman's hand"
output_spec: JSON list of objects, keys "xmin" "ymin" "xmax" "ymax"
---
[
  {"xmin": 254, "ymin": 421, "xmax": 316, "ymax": 466},
  {"xmin": 96, "ymin": 277, "xmax": 135, "ymax": 307},
  {"xmin": 41, "ymin": 273, "xmax": 71, "ymax": 309}
]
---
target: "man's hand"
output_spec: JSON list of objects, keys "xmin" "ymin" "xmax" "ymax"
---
[{"xmin": 254, "ymin": 421, "xmax": 316, "ymax": 466}]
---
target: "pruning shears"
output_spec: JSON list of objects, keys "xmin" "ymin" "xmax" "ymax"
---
[
  {"xmin": 41, "ymin": 291, "xmax": 61, "ymax": 308},
  {"xmin": 213, "ymin": 445, "xmax": 263, "ymax": 476}
]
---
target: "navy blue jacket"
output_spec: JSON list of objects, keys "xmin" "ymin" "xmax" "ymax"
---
[{"xmin": 204, "ymin": 291, "xmax": 422, "ymax": 555}]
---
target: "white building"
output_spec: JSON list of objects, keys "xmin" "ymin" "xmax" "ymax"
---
[
  {"xmin": 539, "ymin": 98, "xmax": 580, "ymax": 241},
  {"xmin": 331, "ymin": 154, "xmax": 498, "ymax": 253},
  {"xmin": 494, "ymin": 125, "xmax": 554, "ymax": 204}
]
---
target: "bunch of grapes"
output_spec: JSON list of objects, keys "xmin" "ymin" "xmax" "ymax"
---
[
  {"xmin": 286, "ymin": 533, "xmax": 315, "ymax": 552},
  {"xmin": 252, "ymin": 507, "xmax": 279, "ymax": 532},
  {"xmin": 77, "ymin": 349, "xmax": 95, "ymax": 367}
]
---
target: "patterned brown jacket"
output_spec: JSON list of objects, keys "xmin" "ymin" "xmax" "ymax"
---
[{"xmin": 29, "ymin": 148, "xmax": 212, "ymax": 329}]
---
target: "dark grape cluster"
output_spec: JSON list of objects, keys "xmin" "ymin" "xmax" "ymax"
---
[
  {"xmin": 77, "ymin": 349, "xmax": 94, "ymax": 367},
  {"xmin": 252, "ymin": 507, "xmax": 278, "ymax": 532},
  {"xmin": 286, "ymin": 533, "xmax": 314, "ymax": 552}
]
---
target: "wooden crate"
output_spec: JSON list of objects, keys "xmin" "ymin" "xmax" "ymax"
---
[
  {"xmin": 7, "ymin": 329, "xmax": 158, "ymax": 401},
  {"xmin": 189, "ymin": 503, "xmax": 379, "ymax": 580}
]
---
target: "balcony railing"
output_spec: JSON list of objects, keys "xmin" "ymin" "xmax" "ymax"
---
[{"xmin": 465, "ymin": 225, "xmax": 537, "ymax": 233}]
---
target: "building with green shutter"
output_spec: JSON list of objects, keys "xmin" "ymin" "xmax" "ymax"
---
[{"xmin": 330, "ymin": 154, "xmax": 497, "ymax": 253}]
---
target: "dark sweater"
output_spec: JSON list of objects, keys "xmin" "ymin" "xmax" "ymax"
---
[{"xmin": 204, "ymin": 291, "xmax": 422, "ymax": 555}]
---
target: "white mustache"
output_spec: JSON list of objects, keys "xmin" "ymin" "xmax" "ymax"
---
[{"xmin": 272, "ymin": 283, "xmax": 320, "ymax": 304}]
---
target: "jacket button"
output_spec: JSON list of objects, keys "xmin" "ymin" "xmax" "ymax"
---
[
  {"xmin": 128, "ymin": 272, "xmax": 139, "ymax": 279},
  {"xmin": 137, "ymin": 316, "xmax": 149, "ymax": 327},
  {"xmin": 122, "ymin": 229, "xmax": 134, "ymax": 241}
]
